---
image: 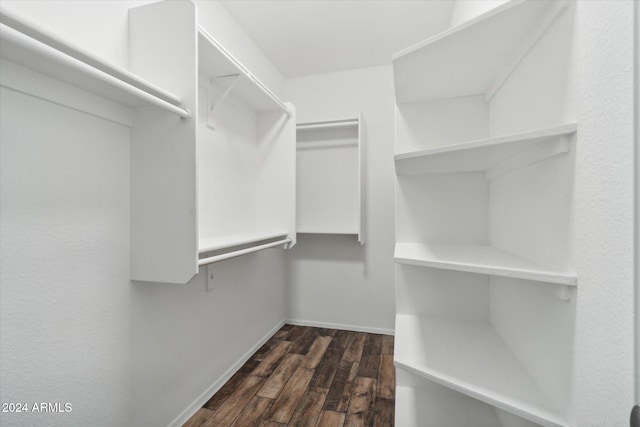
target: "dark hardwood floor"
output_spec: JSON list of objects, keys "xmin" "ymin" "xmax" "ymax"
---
[{"xmin": 183, "ymin": 324, "xmax": 395, "ymax": 427}]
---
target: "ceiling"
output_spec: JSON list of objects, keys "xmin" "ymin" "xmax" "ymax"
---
[{"xmin": 221, "ymin": 0, "xmax": 454, "ymax": 78}]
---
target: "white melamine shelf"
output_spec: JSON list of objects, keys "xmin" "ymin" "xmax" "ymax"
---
[
  {"xmin": 392, "ymin": 0, "xmax": 569, "ymax": 103},
  {"xmin": 395, "ymin": 314, "xmax": 569, "ymax": 427},
  {"xmin": 198, "ymin": 26, "xmax": 290, "ymax": 115},
  {"xmin": 198, "ymin": 231, "xmax": 288, "ymax": 254},
  {"xmin": 394, "ymin": 242, "xmax": 576, "ymax": 286},
  {"xmin": 395, "ymin": 124, "xmax": 577, "ymax": 176},
  {"xmin": 0, "ymin": 10, "xmax": 188, "ymax": 117}
]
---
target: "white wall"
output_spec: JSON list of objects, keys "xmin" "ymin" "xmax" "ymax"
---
[
  {"xmin": 0, "ymin": 1, "xmax": 288, "ymax": 426},
  {"xmin": 284, "ymin": 65, "xmax": 396, "ymax": 333},
  {"xmin": 571, "ymin": 1, "xmax": 636, "ymax": 424}
]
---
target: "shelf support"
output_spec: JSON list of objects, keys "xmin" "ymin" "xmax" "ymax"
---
[
  {"xmin": 207, "ymin": 74, "xmax": 240, "ymax": 129},
  {"xmin": 485, "ymin": 137, "xmax": 570, "ymax": 180}
]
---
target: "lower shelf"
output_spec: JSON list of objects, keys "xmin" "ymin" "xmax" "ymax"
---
[
  {"xmin": 396, "ymin": 373, "xmax": 502, "ymax": 427},
  {"xmin": 394, "ymin": 314, "xmax": 568, "ymax": 427}
]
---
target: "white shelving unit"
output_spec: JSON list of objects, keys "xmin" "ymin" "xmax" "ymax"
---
[
  {"xmin": 0, "ymin": 2, "xmax": 296, "ymax": 284},
  {"xmin": 393, "ymin": 1, "xmax": 577, "ymax": 425},
  {"xmin": 296, "ymin": 116, "xmax": 365, "ymax": 244}
]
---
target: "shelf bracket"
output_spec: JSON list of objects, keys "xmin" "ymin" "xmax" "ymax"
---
[
  {"xmin": 485, "ymin": 137, "xmax": 571, "ymax": 180},
  {"xmin": 205, "ymin": 264, "xmax": 215, "ymax": 291},
  {"xmin": 207, "ymin": 74, "xmax": 240, "ymax": 129}
]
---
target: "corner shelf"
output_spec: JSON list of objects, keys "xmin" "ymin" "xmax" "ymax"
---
[
  {"xmin": 395, "ymin": 123, "xmax": 576, "ymax": 177},
  {"xmin": 392, "ymin": 0, "xmax": 569, "ymax": 103},
  {"xmin": 394, "ymin": 242, "xmax": 576, "ymax": 286},
  {"xmin": 0, "ymin": 8, "xmax": 188, "ymax": 117},
  {"xmin": 395, "ymin": 314, "xmax": 569, "ymax": 427},
  {"xmin": 296, "ymin": 116, "xmax": 365, "ymax": 245}
]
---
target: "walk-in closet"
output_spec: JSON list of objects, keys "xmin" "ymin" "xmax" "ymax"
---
[{"xmin": 0, "ymin": 1, "xmax": 637, "ymax": 426}]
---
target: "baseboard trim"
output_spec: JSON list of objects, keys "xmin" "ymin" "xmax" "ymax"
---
[
  {"xmin": 168, "ymin": 319, "xmax": 286, "ymax": 427},
  {"xmin": 286, "ymin": 318, "xmax": 394, "ymax": 336}
]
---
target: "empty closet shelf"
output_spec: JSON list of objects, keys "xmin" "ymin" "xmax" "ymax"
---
[
  {"xmin": 394, "ymin": 243, "xmax": 576, "ymax": 286},
  {"xmin": 0, "ymin": 9, "xmax": 189, "ymax": 118},
  {"xmin": 394, "ymin": 314, "xmax": 569, "ymax": 427},
  {"xmin": 395, "ymin": 124, "xmax": 576, "ymax": 176},
  {"xmin": 392, "ymin": 0, "xmax": 569, "ymax": 102}
]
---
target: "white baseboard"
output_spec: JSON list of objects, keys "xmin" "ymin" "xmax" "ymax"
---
[
  {"xmin": 168, "ymin": 319, "xmax": 286, "ymax": 427},
  {"xmin": 286, "ymin": 318, "xmax": 394, "ymax": 336}
]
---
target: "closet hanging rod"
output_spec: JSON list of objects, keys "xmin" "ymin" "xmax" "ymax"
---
[
  {"xmin": 297, "ymin": 118, "xmax": 359, "ymax": 131},
  {"xmin": 197, "ymin": 238, "xmax": 291, "ymax": 266},
  {"xmin": 198, "ymin": 26, "xmax": 291, "ymax": 117},
  {"xmin": 0, "ymin": 8, "xmax": 190, "ymax": 119}
]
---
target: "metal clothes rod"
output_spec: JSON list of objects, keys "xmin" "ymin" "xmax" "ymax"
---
[
  {"xmin": 198, "ymin": 238, "xmax": 291, "ymax": 266},
  {"xmin": 0, "ymin": 9, "xmax": 190, "ymax": 119},
  {"xmin": 297, "ymin": 118, "xmax": 359, "ymax": 131},
  {"xmin": 198, "ymin": 26, "xmax": 291, "ymax": 117}
]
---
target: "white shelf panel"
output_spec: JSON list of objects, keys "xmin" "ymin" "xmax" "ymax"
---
[
  {"xmin": 198, "ymin": 231, "xmax": 288, "ymax": 254},
  {"xmin": 392, "ymin": 0, "xmax": 568, "ymax": 103},
  {"xmin": 395, "ymin": 314, "xmax": 569, "ymax": 427},
  {"xmin": 395, "ymin": 124, "xmax": 576, "ymax": 176},
  {"xmin": 198, "ymin": 27, "xmax": 289, "ymax": 115},
  {"xmin": 0, "ymin": 14, "xmax": 187, "ymax": 117},
  {"xmin": 394, "ymin": 242, "xmax": 576, "ymax": 286}
]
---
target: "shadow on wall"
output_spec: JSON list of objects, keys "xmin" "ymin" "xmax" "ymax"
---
[{"xmin": 288, "ymin": 233, "xmax": 366, "ymax": 264}]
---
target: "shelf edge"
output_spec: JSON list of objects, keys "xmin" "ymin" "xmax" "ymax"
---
[{"xmin": 394, "ymin": 123, "xmax": 577, "ymax": 161}]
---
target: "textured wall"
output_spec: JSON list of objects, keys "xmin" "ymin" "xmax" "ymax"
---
[
  {"xmin": 0, "ymin": 2, "xmax": 288, "ymax": 426},
  {"xmin": 284, "ymin": 65, "xmax": 396, "ymax": 333}
]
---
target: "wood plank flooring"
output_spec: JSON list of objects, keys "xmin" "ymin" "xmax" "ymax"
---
[{"xmin": 183, "ymin": 325, "xmax": 395, "ymax": 427}]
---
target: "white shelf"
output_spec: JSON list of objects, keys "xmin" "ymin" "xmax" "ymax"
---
[
  {"xmin": 198, "ymin": 26, "xmax": 290, "ymax": 115},
  {"xmin": 198, "ymin": 231, "xmax": 289, "ymax": 254},
  {"xmin": 395, "ymin": 383, "xmax": 502, "ymax": 427},
  {"xmin": 0, "ymin": 9, "xmax": 188, "ymax": 117},
  {"xmin": 395, "ymin": 314, "xmax": 569, "ymax": 427},
  {"xmin": 392, "ymin": 0, "xmax": 569, "ymax": 103},
  {"xmin": 395, "ymin": 124, "xmax": 576, "ymax": 176},
  {"xmin": 394, "ymin": 242, "xmax": 576, "ymax": 286}
]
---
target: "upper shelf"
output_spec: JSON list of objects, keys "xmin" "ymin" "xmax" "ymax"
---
[
  {"xmin": 394, "ymin": 242, "xmax": 576, "ymax": 286},
  {"xmin": 395, "ymin": 123, "xmax": 576, "ymax": 177},
  {"xmin": 392, "ymin": 0, "xmax": 569, "ymax": 103},
  {"xmin": 198, "ymin": 26, "xmax": 290, "ymax": 116},
  {"xmin": 0, "ymin": 8, "xmax": 189, "ymax": 118},
  {"xmin": 395, "ymin": 314, "xmax": 570, "ymax": 427}
]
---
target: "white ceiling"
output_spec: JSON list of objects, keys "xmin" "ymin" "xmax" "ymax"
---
[{"xmin": 221, "ymin": 0, "xmax": 454, "ymax": 78}]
